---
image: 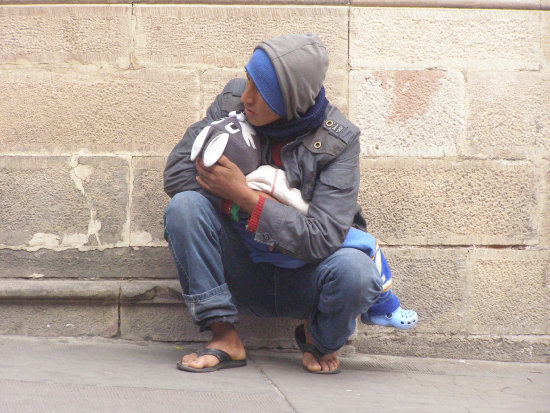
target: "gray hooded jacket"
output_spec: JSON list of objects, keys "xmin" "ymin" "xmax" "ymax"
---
[{"xmin": 164, "ymin": 33, "xmax": 365, "ymax": 264}]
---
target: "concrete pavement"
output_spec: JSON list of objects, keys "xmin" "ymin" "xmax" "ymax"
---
[{"xmin": 1, "ymin": 335, "xmax": 549, "ymax": 413}]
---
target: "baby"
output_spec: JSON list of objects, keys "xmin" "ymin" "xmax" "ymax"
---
[{"xmin": 191, "ymin": 112, "xmax": 417, "ymax": 330}]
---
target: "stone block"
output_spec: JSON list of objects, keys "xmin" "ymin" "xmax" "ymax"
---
[
  {"xmin": 134, "ymin": 6, "xmax": 348, "ymax": 70},
  {"xmin": 0, "ymin": 247, "xmax": 176, "ymax": 279},
  {"xmin": 131, "ymin": 157, "xmax": 170, "ymax": 245},
  {"xmin": 358, "ymin": 159, "xmax": 538, "ymax": 245},
  {"xmin": 0, "ymin": 156, "xmax": 128, "ymax": 248},
  {"xmin": 542, "ymin": 11, "xmax": 550, "ymax": 74},
  {"xmin": 119, "ymin": 280, "xmax": 202, "ymax": 341},
  {"xmin": 466, "ymin": 249, "xmax": 550, "ymax": 335},
  {"xmin": 353, "ymin": 331, "xmax": 550, "ymax": 363},
  {"xmin": 542, "ymin": 163, "xmax": 550, "ymax": 247},
  {"xmin": 357, "ymin": 248, "xmax": 469, "ymax": 334},
  {"xmin": 236, "ymin": 314, "xmax": 298, "ymax": 349},
  {"xmin": 350, "ymin": 69, "xmax": 464, "ymax": 157},
  {"xmin": 0, "ymin": 280, "xmax": 119, "ymax": 337},
  {"xmin": 0, "ymin": 69, "xmax": 201, "ymax": 155},
  {"xmin": 464, "ymin": 72, "xmax": 550, "ymax": 159},
  {"xmin": 350, "ymin": 8, "xmax": 541, "ymax": 70},
  {"xmin": 350, "ymin": 0, "xmax": 542, "ymax": 7},
  {"xmin": 0, "ymin": 5, "xmax": 131, "ymax": 67}
]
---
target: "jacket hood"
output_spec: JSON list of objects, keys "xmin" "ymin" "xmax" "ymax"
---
[{"xmin": 255, "ymin": 33, "xmax": 329, "ymax": 121}]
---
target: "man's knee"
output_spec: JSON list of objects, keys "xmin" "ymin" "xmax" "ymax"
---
[
  {"xmin": 322, "ymin": 248, "xmax": 382, "ymax": 302},
  {"xmin": 164, "ymin": 191, "xmax": 215, "ymax": 231}
]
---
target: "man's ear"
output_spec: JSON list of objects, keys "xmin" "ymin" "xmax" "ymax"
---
[{"xmin": 202, "ymin": 132, "xmax": 229, "ymax": 167}]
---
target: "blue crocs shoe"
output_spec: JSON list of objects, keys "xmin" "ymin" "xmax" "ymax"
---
[{"xmin": 363, "ymin": 306, "xmax": 418, "ymax": 330}]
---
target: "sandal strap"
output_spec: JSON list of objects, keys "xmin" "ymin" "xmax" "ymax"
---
[
  {"xmin": 294, "ymin": 324, "xmax": 325, "ymax": 362},
  {"xmin": 196, "ymin": 348, "xmax": 232, "ymax": 362}
]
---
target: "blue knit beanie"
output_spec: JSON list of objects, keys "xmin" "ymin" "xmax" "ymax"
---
[{"xmin": 245, "ymin": 49, "xmax": 286, "ymax": 118}]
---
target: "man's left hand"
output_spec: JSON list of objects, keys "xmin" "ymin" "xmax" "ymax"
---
[{"xmin": 196, "ymin": 155, "xmax": 259, "ymax": 213}]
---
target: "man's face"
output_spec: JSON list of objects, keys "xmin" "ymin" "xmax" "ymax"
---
[{"xmin": 241, "ymin": 76, "xmax": 282, "ymax": 127}]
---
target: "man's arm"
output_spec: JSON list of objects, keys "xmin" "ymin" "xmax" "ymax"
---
[{"xmin": 254, "ymin": 135, "xmax": 362, "ymax": 264}]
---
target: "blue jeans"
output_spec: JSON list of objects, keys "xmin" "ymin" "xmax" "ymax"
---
[{"xmin": 164, "ymin": 191, "xmax": 382, "ymax": 354}]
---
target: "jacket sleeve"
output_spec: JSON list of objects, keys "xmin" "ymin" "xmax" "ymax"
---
[
  {"xmin": 163, "ymin": 79, "xmax": 246, "ymax": 202},
  {"xmin": 253, "ymin": 134, "xmax": 361, "ymax": 264}
]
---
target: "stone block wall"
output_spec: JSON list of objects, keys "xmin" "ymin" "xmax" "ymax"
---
[{"xmin": 0, "ymin": 1, "xmax": 549, "ymax": 362}]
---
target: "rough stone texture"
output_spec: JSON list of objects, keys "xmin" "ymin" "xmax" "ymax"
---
[
  {"xmin": 0, "ymin": 5, "xmax": 131, "ymax": 67},
  {"xmin": 350, "ymin": 69, "xmax": 464, "ymax": 157},
  {"xmin": 356, "ymin": 247, "xmax": 469, "ymax": 334},
  {"xmin": 351, "ymin": 0, "xmax": 543, "ymax": 7},
  {"xmin": 350, "ymin": 8, "xmax": 541, "ymax": 70},
  {"xmin": 544, "ymin": 11, "xmax": 550, "ymax": 73},
  {"xmin": 134, "ymin": 6, "xmax": 348, "ymax": 70},
  {"xmin": 131, "ymin": 157, "xmax": 170, "ymax": 245},
  {"xmin": 0, "ymin": 280, "xmax": 119, "ymax": 337},
  {"xmin": 77, "ymin": 156, "xmax": 129, "ymax": 246},
  {"xmin": 0, "ymin": 156, "xmax": 128, "ymax": 248},
  {"xmin": 0, "ymin": 247, "xmax": 176, "ymax": 279},
  {"xmin": 119, "ymin": 280, "xmax": 201, "ymax": 341},
  {"xmin": 0, "ymin": 280, "xmax": 120, "ymax": 300},
  {"xmin": 358, "ymin": 159, "xmax": 539, "ymax": 246},
  {"xmin": 201, "ymin": 68, "xmax": 349, "ymax": 118},
  {"xmin": 542, "ymin": 163, "xmax": 550, "ymax": 248},
  {"xmin": 464, "ymin": 72, "xmax": 550, "ymax": 160},
  {"xmin": 466, "ymin": 249, "xmax": 550, "ymax": 335},
  {"xmin": 0, "ymin": 303, "xmax": 119, "ymax": 337},
  {"xmin": 0, "ymin": 69, "xmax": 201, "ymax": 155},
  {"xmin": 353, "ymin": 332, "xmax": 550, "ymax": 363},
  {"xmin": 118, "ymin": 281, "xmax": 298, "ymax": 345},
  {"xmin": 236, "ymin": 314, "xmax": 298, "ymax": 349}
]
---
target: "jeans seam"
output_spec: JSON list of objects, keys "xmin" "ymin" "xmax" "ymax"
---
[{"xmin": 164, "ymin": 224, "xmax": 188, "ymax": 279}]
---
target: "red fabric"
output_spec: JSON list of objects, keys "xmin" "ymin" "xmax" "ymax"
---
[
  {"xmin": 221, "ymin": 199, "xmax": 233, "ymax": 215},
  {"xmin": 246, "ymin": 195, "xmax": 265, "ymax": 232},
  {"xmin": 270, "ymin": 137, "xmax": 292, "ymax": 167}
]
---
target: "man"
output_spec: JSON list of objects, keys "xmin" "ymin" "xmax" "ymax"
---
[{"xmin": 163, "ymin": 33, "xmax": 382, "ymax": 374}]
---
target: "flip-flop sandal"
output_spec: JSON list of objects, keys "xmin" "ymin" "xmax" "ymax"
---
[
  {"xmin": 366, "ymin": 306, "xmax": 418, "ymax": 330},
  {"xmin": 176, "ymin": 348, "xmax": 246, "ymax": 373},
  {"xmin": 294, "ymin": 324, "xmax": 341, "ymax": 375}
]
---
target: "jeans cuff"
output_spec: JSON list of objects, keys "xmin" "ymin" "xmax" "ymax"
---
[
  {"xmin": 182, "ymin": 283, "xmax": 238, "ymax": 327},
  {"xmin": 199, "ymin": 316, "xmax": 240, "ymax": 332}
]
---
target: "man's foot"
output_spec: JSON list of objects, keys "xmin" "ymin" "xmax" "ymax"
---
[
  {"xmin": 298, "ymin": 322, "xmax": 340, "ymax": 374},
  {"xmin": 178, "ymin": 322, "xmax": 246, "ymax": 371}
]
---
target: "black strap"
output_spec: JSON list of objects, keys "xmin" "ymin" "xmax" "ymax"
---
[{"xmin": 196, "ymin": 348, "xmax": 232, "ymax": 363}]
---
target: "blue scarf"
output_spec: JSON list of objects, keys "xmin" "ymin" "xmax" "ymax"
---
[{"xmin": 255, "ymin": 87, "xmax": 329, "ymax": 140}]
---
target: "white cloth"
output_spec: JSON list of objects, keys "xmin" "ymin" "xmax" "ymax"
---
[{"xmin": 246, "ymin": 165, "xmax": 309, "ymax": 215}]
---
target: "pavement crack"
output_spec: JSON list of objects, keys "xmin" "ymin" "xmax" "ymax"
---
[{"xmin": 248, "ymin": 354, "xmax": 297, "ymax": 413}]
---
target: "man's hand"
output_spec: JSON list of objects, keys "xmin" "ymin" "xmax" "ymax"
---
[{"xmin": 196, "ymin": 155, "xmax": 260, "ymax": 213}]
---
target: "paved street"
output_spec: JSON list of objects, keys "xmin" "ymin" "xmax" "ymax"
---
[{"xmin": 1, "ymin": 335, "xmax": 548, "ymax": 412}]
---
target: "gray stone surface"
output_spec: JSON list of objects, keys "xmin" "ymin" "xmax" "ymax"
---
[
  {"xmin": 0, "ymin": 5, "xmax": 131, "ymax": 67},
  {"xmin": 133, "ymin": 6, "xmax": 348, "ymax": 69},
  {"xmin": 0, "ymin": 156, "xmax": 128, "ymax": 248},
  {"xmin": 0, "ymin": 247, "xmax": 176, "ymax": 279},
  {"xmin": 350, "ymin": 8, "xmax": 541, "ymax": 70},
  {"xmin": 358, "ymin": 158, "xmax": 539, "ymax": 246},
  {"xmin": 353, "ymin": 330, "xmax": 550, "ymax": 363},
  {"xmin": 0, "ymin": 69, "xmax": 201, "ymax": 155},
  {"xmin": 0, "ymin": 336, "xmax": 549, "ymax": 413},
  {"xmin": 131, "ymin": 157, "xmax": 170, "ymax": 245},
  {"xmin": 464, "ymin": 72, "xmax": 550, "ymax": 160},
  {"xmin": 466, "ymin": 249, "xmax": 550, "ymax": 335},
  {"xmin": 350, "ymin": 69, "xmax": 464, "ymax": 157},
  {"xmin": 371, "ymin": 247, "xmax": 469, "ymax": 334}
]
